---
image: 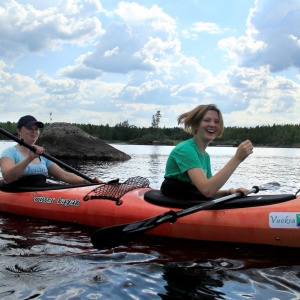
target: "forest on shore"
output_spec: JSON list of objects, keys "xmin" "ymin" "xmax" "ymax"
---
[{"xmin": 1, "ymin": 121, "xmax": 300, "ymax": 148}]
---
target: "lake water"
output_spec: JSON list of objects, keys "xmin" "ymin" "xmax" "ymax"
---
[{"xmin": 0, "ymin": 141, "xmax": 300, "ymax": 299}]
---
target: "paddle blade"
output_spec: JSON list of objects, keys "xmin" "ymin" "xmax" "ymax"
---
[
  {"xmin": 91, "ymin": 211, "xmax": 177, "ymax": 249},
  {"xmin": 91, "ymin": 225, "xmax": 141, "ymax": 249},
  {"xmin": 258, "ymin": 181, "xmax": 280, "ymax": 191}
]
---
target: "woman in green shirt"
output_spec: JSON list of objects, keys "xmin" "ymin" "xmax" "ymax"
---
[{"xmin": 160, "ymin": 104, "xmax": 253, "ymax": 200}]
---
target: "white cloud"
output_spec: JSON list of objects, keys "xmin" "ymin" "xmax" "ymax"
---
[
  {"xmin": 82, "ymin": 21, "xmax": 155, "ymax": 74},
  {"xmin": 114, "ymin": 1, "xmax": 175, "ymax": 31},
  {"xmin": 58, "ymin": 64, "xmax": 103, "ymax": 79},
  {"xmin": 0, "ymin": 0, "xmax": 103, "ymax": 64},
  {"xmin": 80, "ymin": 2, "xmax": 178, "ymax": 75},
  {"xmin": 191, "ymin": 22, "xmax": 222, "ymax": 34},
  {"xmin": 219, "ymin": 0, "xmax": 300, "ymax": 72},
  {"xmin": 0, "ymin": 0, "xmax": 299, "ymax": 128}
]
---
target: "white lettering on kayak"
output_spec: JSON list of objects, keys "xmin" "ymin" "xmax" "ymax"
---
[
  {"xmin": 57, "ymin": 197, "xmax": 80, "ymax": 207},
  {"xmin": 269, "ymin": 213, "xmax": 300, "ymax": 228},
  {"xmin": 33, "ymin": 195, "xmax": 55, "ymax": 204}
]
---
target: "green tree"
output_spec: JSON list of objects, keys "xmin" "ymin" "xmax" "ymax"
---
[{"xmin": 151, "ymin": 111, "xmax": 161, "ymax": 129}]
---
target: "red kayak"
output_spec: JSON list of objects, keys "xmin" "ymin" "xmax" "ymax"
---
[{"xmin": 0, "ymin": 176, "xmax": 299, "ymax": 249}]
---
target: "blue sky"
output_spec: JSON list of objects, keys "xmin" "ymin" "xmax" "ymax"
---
[{"xmin": 1, "ymin": 0, "xmax": 300, "ymax": 128}]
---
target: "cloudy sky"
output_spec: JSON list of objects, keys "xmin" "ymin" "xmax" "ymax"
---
[{"xmin": 1, "ymin": 0, "xmax": 300, "ymax": 128}]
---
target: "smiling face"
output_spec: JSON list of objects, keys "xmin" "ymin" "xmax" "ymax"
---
[
  {"xmin": 195, "ymin": 110, "xmax": 221, "ymax": 143},
  {"xmin": 17, "ymin": 125, "xmax": 40, "ymax": 145}
]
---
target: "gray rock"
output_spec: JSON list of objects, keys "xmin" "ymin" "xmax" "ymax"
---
[{"xmin": 37, "ymin": 122, "xmax": 131, "ymax": 161}]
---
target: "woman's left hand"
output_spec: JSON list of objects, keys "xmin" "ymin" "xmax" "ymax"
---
[
  {"xmin": 93, "ymin": 177, "xmax": 103, "ymax": 183},
  {"xmin": 228, "ymin": 187, "xmax": 249, "ymax": 197}
]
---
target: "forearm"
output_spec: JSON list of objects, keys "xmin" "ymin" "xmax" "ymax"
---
[
  {"xmin": 209, "ymin": 156, "xmax": 242, "ymax": 191},
  {"xmin": 1, "ymin": 157, "xmax": 32, "ymax": 183},
  {"xmin": 57, "ymin": 172, "xmax": 88, "ymax": 185},
  {"xmin": 189, "ymin": 156, "xmax": 242, "ymax": 197},
  {"xmin": 49, "ymin": 164, "xmax": 96, "ymax": 185},
  {"xmin": 209, "ymin": 140, "xmax": 253, "ymax": 196}
]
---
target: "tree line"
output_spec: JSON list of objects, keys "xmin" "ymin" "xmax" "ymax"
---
[{"xmin": 1, "ymin": 121, "xmax": 299, "ymax": 147}]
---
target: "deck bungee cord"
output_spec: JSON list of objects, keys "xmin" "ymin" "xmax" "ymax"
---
[{"xmin": 83, "ymin": 176, "xmax": 150, "ymax": 205}]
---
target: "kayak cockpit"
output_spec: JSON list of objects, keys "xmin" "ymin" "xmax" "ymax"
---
[
  {"xmin": 0, "ymin": 175, "xmax": 93, "ymax": 192},
  {"xmin": 0, "ymin": 181, "xmax": 90, "ymax": 192},
  {"xmin": 144, "ymin": 189, "xmax": 297, "ymax": 209}
]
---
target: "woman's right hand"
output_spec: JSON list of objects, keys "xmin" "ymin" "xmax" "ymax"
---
[
  {"xmin": 28, "ymin": 145, "xmax": 45, "ymax": 160},
  {"xmin": 235, "ymin": 140, "xmax": 253, "ymax": 162}
]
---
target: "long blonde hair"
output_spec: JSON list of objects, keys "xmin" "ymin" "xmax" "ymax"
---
[{"xmin": 177, "ymin": 104, "xmax": 224, "ymax": 137}]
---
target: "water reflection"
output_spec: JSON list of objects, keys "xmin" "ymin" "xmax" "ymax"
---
[
  {"xmin": 160, "ymin": 262, "xmax": 300, "ymax": 300},
  {"xmin": 1, "ymin": 212, "xmax": 300, "ymax": 299}
]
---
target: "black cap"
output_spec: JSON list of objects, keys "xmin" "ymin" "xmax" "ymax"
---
[{"xmin": 17, "ymin": 115, "xmax": 44, "ymax": 129}]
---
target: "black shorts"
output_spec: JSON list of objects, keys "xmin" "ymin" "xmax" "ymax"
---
[{"xmin": 160, "ymin": 177, "xmax": 210, "ymax": 200}]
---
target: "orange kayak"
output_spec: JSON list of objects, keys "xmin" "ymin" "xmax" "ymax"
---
[{"xmin": 0, "ymin": 180, "xmax": 299, "ymax": 248}]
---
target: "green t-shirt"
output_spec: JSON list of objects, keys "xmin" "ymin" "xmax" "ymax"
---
[{"xmin": 164, "ymin": 138, "xmax": 212, "ymax": 184}]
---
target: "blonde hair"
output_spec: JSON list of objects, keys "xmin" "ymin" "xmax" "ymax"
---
[{"xmin": 177, "ymin": 104, "xmax": 224, "ymax": 137}]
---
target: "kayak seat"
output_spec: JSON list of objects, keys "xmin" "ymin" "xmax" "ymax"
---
[{"xmin": 144, "ymin": 189, "xmax": 297, "ymax": 209}]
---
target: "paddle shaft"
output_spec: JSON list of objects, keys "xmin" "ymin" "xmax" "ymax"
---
[
  {"xmin": 122, "ymin": 187, "xmax": 258, "ymax": 231},
  {"xmin": 0, "ymin": 127, "xmax": 96, "ymax": 183},
  {"xmin": 177, "ymin": 186, "xmax": 258, "ymax": 218},
  {"xmin": 122, "ymin": 182, "xmax": 278, "ymax": 232}
]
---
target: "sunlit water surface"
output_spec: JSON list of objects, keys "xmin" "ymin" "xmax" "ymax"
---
[{"xmin": 0, "ymin": 141, "xmax": 300, "ymax": 299}]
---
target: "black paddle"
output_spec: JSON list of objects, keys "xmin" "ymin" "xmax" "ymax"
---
[
  {"xmin": 0, "ymin": 127, "xmax": 96, "ymax": 183},
  {"xmin": 91, "ymin": 181, "xmax": 281, "ymax": 249}
]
